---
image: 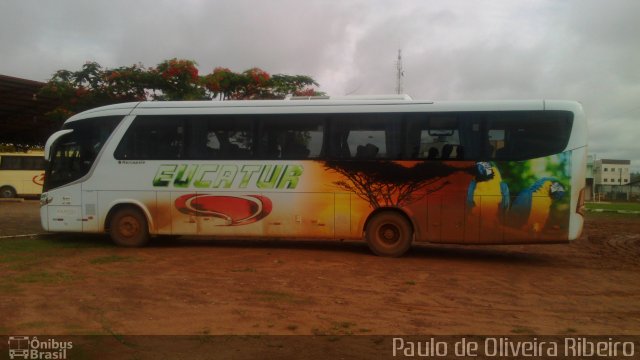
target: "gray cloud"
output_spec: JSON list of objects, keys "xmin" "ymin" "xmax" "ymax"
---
[{"xmin": 1, "ymin": 0, "xmax": 638, "ymax": 170}]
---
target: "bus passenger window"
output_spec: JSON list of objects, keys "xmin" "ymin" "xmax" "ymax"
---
[
  {"xmin": 348, "ymin": 130, "xmax": 386, "ymax": 158},
  {"xmin": 189, "ymin": 116, "xmax": 254, "ymax": 160},
  {"xmin": 484, "ymin": 111, "xmax": 573, "ymax": 160},
  {"xmin": 114, "ymin": 116, "xmax": 185, "ymax": 160},
  {"xmin": 407, "ymin": 116, "xmax": 461, "ymax": 160},
  {"xmin": 328, "ymin": 113, "xmax": 401, "ymax": 159},
  {"xmin": 259, "ymin": 115, "xmax": 324, "ymax": 160},
  {"xmin": 206, "ymin": 132, "xmax": 221, "ymax": 151}
]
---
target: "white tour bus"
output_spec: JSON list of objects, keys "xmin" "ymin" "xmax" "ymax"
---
[{"xmin": 40, "ymin": 96, "xmax": 587, "ymax": 256}]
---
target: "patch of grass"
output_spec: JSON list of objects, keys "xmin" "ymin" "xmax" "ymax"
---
[
  {"xmin": 586, "ymin": 202, "xmax": 640, "ymax": 212},
  {"xmin": 0, "ymin": 236, "xmax": 110, "ymax": 254},
  {"xmin": 0, "ymin": 254, "xmax": 25, "ymax": 264},
  {"xmin": 8, "ymin": 259, "xmax": 46, "ymax": 271},
  {"xmin": 89, "ymin": 255, "xmax": 134, "ymax": 265},
  {"xmin": 253, "ymin": 290, "xmax": 308, "ymax": 304},
  {"xmin": 16, "ymin": 271, "xmax": 77, "ymax": 284},
  {"xmin": 0, "ymin": 282, "xmax": 20, "ymax": 294}
]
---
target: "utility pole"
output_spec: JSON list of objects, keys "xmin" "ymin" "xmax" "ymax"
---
[{"xmin": 395, "ymin": 49, "xmax": 404, "ymax": 94}]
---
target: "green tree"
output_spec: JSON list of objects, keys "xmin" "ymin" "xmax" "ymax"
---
[{"xmin": 40, "ymin": 59, "xmax": 323, "ymax": 122}]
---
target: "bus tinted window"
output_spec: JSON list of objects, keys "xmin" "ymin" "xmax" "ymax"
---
[
  {"xmin": 328, "ymin": 114, "xmax": 402, "ymax": 159},
  {"xmin": 406, "ymin": 115, "xmax": 466, "ymax": 160},
  {"xmin": 46, "ymin": 116, "xmax": 123, "ymax": 191},
  {"xmin": 485, "ymin": 111, "xmax": 573, "ymax": 160},
  {"xmin": 0, "ymin": 156, "xmax": 44, "ymax": 170},
  {"xmin": 259, "ymin": 115, "xmax": 324, "ymax": 159},
  {"xmin": 115, "ymin": 116, "xmax": 186, "ymax": 160},
  {"xmin": 193, "ymin": 116, "xmax": 254, "ymax": 160}
]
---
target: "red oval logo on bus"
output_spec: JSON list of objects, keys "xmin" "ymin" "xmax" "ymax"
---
[
  {"xmin": 175, "ymin": 194, "xmax": 272, "ymax": 226},
  {"xmin": 32, "ymin": 173, "xmax": 45, "ymax": 186}
]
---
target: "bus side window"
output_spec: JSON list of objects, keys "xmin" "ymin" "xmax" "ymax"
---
[
  {"xmin": 115, "ymin": 116, "xmax": 184, "ymax": 160},
  {"xmin": 194, "ymin": 116, "xmax": 253, "ymax": 160},
  {"xmin": 406, "ymin": 115, "xmax": 462, "ymax": 160},
  {"xmin": 484, "ymin": 111, "xmax": 573, "ymax": 160},
  {"xmin": 328, "ymin": 113, "xmax": 400, "ymax": 159},
  {"xmin": 259, "ymin": 115, "xmax": 323, "ymax": 160}
]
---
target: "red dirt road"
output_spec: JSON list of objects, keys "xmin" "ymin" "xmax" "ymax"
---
[{"xmin": 1, "ymin": 201, "xmax": 639, "ymax": 336}]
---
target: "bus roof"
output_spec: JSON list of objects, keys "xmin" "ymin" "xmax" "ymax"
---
[{"xmin": 63, "ymin": 97, "xmax": 583, "ymax": 124}]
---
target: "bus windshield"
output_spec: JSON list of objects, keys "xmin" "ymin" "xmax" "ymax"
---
[{"xmin": 44, "ymin": 116, "xmax": 122, "ymax": 191}]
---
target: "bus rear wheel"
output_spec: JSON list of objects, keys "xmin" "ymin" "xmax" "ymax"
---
[
  {"xmin": 365, "ymin": 212, "xmax": 413, "ymax": 257},
  {"xmin": 0, "ymin": 186, "xmax": 17, "ymax": 198},
  {"xmin": 109, "ymin": 207, "xmax": 149, "ymax": 247}
]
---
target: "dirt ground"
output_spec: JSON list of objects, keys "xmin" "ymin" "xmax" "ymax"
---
[{"xmin": 1, "ymin": 200, "xmax": 639, "ymax": 337}]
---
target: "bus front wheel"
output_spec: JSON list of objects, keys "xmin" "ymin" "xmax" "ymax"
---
[
  {"xmin": 109, "ymin": 207, "xmax": 150, "ymax": 247},
  {"xmin": 0, "ymin": 186, "xmax": 17, "ymax": 198},
  {"xmin": 365, "ymin": 212, "xmax": 413, "ymax": 257}
]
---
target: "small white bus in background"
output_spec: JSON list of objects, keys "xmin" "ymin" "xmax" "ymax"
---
[
  {"xmin": 0, "ymin": 151, "xmax": 45, "ymax": 198},
  {"xmin": 40, "ymin": 96, "xmax": 587, "ymax": 256}
]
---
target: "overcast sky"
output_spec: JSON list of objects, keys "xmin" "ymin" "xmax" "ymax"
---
[{"xmin": 1, "ymin": 0, "xmax": 639, "ymax": 171}]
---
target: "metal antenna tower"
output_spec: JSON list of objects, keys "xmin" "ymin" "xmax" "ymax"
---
[{"xmin": 395, "ymin": 49, "xmax": 404, "ymax": 94}]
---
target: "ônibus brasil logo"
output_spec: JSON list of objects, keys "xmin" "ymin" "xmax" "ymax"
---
[
  {"xmin": 175, "ymin": 194, "xmax": 272, "ymax": 226},
  {"xmin": 7, "ymin": 336, "xmax": 72, "ymax": 359}
]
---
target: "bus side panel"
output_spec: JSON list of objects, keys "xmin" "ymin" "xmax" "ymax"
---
[
  {"xmin": 82, "ymin": 190, "xmax": 99, "ymax": 232},
  {"xmin": 23, "ymin": 171, "xmax": 45, "ymax": 195},
  {"xmin": 426, "ymin": 194, "xmax": 442, "ymax": 242},
  {"xmin": 195, "ymin": 191, "xmax": 285, "ymax": 237},
  {"xmin": 156, "ymin": 191, "xmax": 172, "ymax": 235},
  {"xmin": 334, "ymin": 192, "xmax": 351, "ymax": 239},
  {"xmin": 478, "ymin": 195, "xmax": 505, "ymax": 243},
  {"xmin": 404, "ymin": 198, "xmax": 428, "ymax": 242},
  {"xmin": 350, "ymin": 194, "xmax": 370, "ymax": 240},
  {"xmin": 45, "ymin": 183, "xmax": 83, "ymax": 232},
  {"xmin": 441, "ymin": 193, "xmax": 466, "ymax": 242},
  {"xmin": 170, "ymin": 191, "xmax": 197, "ymax": 235},
  {"xmin": 263, "ymin": 192, "xmax": 334, "ymax": 239}
]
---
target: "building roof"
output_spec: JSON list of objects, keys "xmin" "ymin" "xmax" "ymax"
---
[
  {"xmin": 0, "ymin": 74, "xmax": 61, "ymax": 144},
  {"xmin": 600, "ymin": 159, "xmax": 631, "ymax": 165}
]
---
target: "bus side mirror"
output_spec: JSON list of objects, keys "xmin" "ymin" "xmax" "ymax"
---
[{"xmin": 44, "ymin": 129, "xmax": 74, "ymax": 161}]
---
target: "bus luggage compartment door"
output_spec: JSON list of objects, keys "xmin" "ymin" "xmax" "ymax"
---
[
  {"xmin": 427, "ymin": 194, "xmax": 466, "ymax": 242},
  {"xmin": 264, "ymin": 192, "xmax": 334, "ymax": 239}
]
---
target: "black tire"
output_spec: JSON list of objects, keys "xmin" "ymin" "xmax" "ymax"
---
[
  {"xmin": 109, "ymin": 207, "xmax": 150, "ymax": 247},
  {"xmin": 0, "ymin": 186, "xmax": 17, "ymax": 198},
  {"xmin": 365, "ymin": 212, "xmax": 413, "ymax": 257}
]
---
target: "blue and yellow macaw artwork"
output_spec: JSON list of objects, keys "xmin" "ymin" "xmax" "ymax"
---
[
  {"xmin": 507, "ymin": 177, "xmax": 566, "ymax": 233},
  {"xmin": 466, "ymin": 162, "xmax": 510, "ymax": 219}
]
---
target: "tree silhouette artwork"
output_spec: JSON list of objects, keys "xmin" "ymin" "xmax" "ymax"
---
[{"xmin": 324, "ymin": 160, "xmax": 466, "ymax": 209}]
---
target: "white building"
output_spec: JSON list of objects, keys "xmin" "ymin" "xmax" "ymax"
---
[
  {"xmin": 594, "ymin": 159, "xmax": 631, "ymax": 185},
  {"xmin": 593, "ymin": 159, "xmax": 631, "ymax": 200}
]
